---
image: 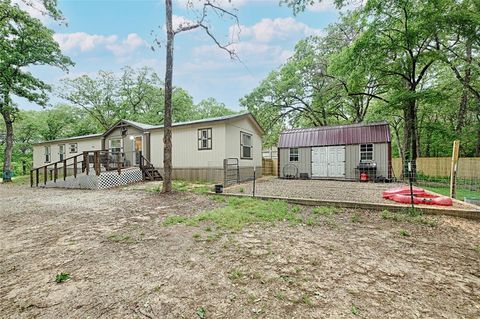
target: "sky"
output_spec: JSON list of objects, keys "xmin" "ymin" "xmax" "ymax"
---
[{"xmin": 20, "ymin": 0, "xmax": 342, "ymax": 111}]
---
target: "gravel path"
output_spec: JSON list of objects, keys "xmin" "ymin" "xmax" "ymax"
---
[{"xmin": 224, "ymin": 177, "xmax": 476, "ymax": 210}]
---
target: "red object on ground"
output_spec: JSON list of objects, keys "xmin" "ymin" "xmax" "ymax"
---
[
  {"xmin": 382, "ymin": 186, "xmax": 426, "ymax": 199},
  {"xmin": 382, "ymin": 186, "xmax": 453, "ymax": 206},
  {"xmin": 360, "ymin": 172, "xmax": 368, "ymax": 182}
]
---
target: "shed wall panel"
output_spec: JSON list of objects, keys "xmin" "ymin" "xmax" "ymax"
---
[
  {"xmin": 279, "ymin": 147, "xmax": 311, "ymax": 178},
  {"xmin": 345, "ymin": 144, "xmax": 359, "ymax": 180},
  {"xmin": 374, "ymin": 143, "xmax": 389, "ymax": 177}
]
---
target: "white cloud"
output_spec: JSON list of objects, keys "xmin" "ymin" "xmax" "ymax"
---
[
  {"xmin": 106, "ymin": 33, "xmax": 147, "ymax": 56},
  {"xmin": 172, "ymin": 15, "xmax": 197, "ymax": 32},
  {"xmin": 53, "ymin": 32, "xmax": 147, "ymax": 57},
  {"xmin": 53, "ymin": 32, "xmax": 117, "ymax": 52},
  {"xmin": 230, "ymin": 17, "xmax": 323, "ymax": 43}
]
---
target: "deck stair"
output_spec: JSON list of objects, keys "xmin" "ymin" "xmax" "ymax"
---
[{"xmin": 140, "ymin": 155, "xmax": 163, "ymax": 181}]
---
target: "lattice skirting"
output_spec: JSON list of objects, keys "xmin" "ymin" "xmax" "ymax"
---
[
  {"xmin": 43, "ymin": 168, "xmax": 143, "ymax": 190},
  {"xmin": 98, "ymin": 168, "xmax": 143, "ymax": 189}
]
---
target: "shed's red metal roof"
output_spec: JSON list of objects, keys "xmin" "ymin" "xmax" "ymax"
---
[{"xmin": 278, "ymin": 122, "xmax": 391, "ymax": 148}]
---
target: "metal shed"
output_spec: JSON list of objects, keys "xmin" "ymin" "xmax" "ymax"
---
[{"xmin": 278, "ymin": 122, "xmax": 392, "ymax": 181}]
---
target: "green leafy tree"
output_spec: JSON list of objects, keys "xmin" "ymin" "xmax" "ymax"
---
[
  {"xmin": 0, "ymin": 1, "xmax": 72, "ymax": 181},
  {"xmin": 194, "ymin": 98, "xmax": 236, "ymax": 119}
]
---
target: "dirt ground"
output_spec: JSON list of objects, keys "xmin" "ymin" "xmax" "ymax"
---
[
  {"xmin": 224, "ymin": 177, "xmax": 478, "ymax": 210},
  {"xmin": 1, "ymin": 182, "xmax": 480, "ymax": 318}
]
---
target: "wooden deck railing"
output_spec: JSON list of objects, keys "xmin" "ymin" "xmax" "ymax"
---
[{"xmin": 30, "ymin": 150, "xmax": 137, "ymax": 187}]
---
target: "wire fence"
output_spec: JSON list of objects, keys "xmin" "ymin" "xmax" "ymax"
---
[{"xmin": 392, "ymin": 157, "xmax": 480, "ymax": 202}]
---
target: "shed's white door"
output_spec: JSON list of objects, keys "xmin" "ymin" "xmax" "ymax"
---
[
  {"xmin": 311, "ymin": 146, "xmax": 345, "ymax": 178},
  {"xmin": 327, "ymin": 146, "xmax": 345, "ymax": 177},
  {"xmin": 311, "ymin": 147, "xmax": 328, "ymax": 177}
]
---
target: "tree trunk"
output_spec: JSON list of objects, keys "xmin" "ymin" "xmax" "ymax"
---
[
  {"xmin": 2, "ymin": 108, "xmax": 14, "ymax": 182},
  {"xmin": 162, "ymin": 0, "xmax": 174, "ymax": 193},
  {"xmin": 456, "ymin": 41, "xmax": 472, "ymax": 134}
]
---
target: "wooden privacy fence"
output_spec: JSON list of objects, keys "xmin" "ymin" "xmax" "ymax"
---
[
  {"xmin": 262, "ymin": 158, "xmax": 278, "ymax": 176},
  {"xmin": 392, "ymin": 157, "xmax": 480, "ymax": 179}
]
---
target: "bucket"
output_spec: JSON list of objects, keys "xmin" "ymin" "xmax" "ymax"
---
[{"xmin": 215, "ymin": 184, "xmax": 223, "ymax": 194}]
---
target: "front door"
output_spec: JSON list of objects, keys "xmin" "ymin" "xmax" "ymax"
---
[
  {"xmin": 133, "ymin": 136, "xmax": 143, "ymax": 165},
  {"xmin": 311, "ymin": 147, "xmax": 328, "ymax": 177},
  {"xmin": 327, "ymin": 146, "xmax": 345, "ymax": 177},
  {"xmin": 311, "ymin": 146, "xmax": 345, "ymax": 178}
]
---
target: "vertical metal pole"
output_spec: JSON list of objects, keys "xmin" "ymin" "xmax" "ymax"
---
[
  {"xmin": 252, "ymin": 166, "xmax": 256, "ymax": 197},
  {"xmin": 408, "ymin": 161, "xmax": 414, "ymax": 211}
]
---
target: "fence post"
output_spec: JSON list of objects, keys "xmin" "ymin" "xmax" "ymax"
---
[
  {"xmin": 252, "ymin": 166, "xmax": 256, "ymax": 197},
  {"xmin": 54, "ymin": 163, "xmax": 57, "ymax": 182},
  {"xmin": 74, "ymin": 156, "xmax": 77, "ymax": 178},
  {"xmin": 117, "ymin": 152, "xmax": 121, "ymax": 175},
  {"xmin": 94, "ymin": 151, "xmax": 100, "ymax": 176},
  {"xmin": 30, "ymin": 170, "xmax": 33, "ymax": 187},
  {"xmin": 36, "ymin": 169, "xmax": 39, "ymax": 187},
  {"xmin": 449, "ymin": 140, "xmax": 460, "ymax": 198},
  {"xmin": 63, "ymin": 160, "xmax": 67, "ymax": 180},
  {"xmin": 44, "ymin": 166, "xmax": 47, "ymax": 185},
  {"xmin": 85, "ymin": 152, "xmax": 90, "ymax": 175}
]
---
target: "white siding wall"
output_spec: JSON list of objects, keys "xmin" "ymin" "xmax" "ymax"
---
[
  {"xmin": 149, "ymin": 122, "xmax": 226, "ymax": 168},
  {"xmin": 33, "ymin": 138, "xmax": 102, "ymax": 168},
  {"xmin": 225, "ymin": 117, "xmax": 262, "ymax": 168}
]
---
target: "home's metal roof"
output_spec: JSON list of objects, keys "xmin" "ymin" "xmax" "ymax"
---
[
  {"xmin": 278, "ymin": 122, "xmax": 391, "ymax": 148},
  {"xmin": 34, "ymin": 113, "xmax": 264, "ymax": 145},
  {"xmin": 147, "ymin": 112, "xmax": 263, "ymax": 133},
  {"xmin": 122, "ymin": 119, "xmax": 158, "ymax": 130},
  {"xmin": 34, "ymin": 133, "xmax": 103, "ymax": 145}
]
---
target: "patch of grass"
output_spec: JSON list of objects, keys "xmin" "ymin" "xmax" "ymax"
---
[
  {"xmin": 229, "ymin": 269, "xmax": 244, "ymax": 281},
  {"xmin": 399, "ymin": 229, "xmax": 411, "ymax": 237},
  {"xmin": 305, "ymin": 217, "xmax": 316, "ymax": 226},
  {"xmin": 107, "ymin": 234, "xmax": 137, "ymax": 244},
  {"xmin": 351, "ymin": 305, "xmax": 359, "ymax": 316},
  {"xmin": 204, "ymin": 226, "xmax": 212, "ymax": 232},
  {"xmin": 163, "ymin": 197, "xmax": 301, "ymax": 231},
  {"xmin": 312, "ymin": 206, "xmax": 337, "ymax": 216},
  {"xmin": 381, "ymin": 210, "xmax": 436, "ymax": 227},
  {"xmin": 302, "ymin": 294, "xmax": 313, "ymax": 306},
  {"xmin": 422, "ymin": 185, "xmax": 480, "ymax": 200},
  {"xmin": 163, "ymin": 215, "xmax": 190, "ymax": 226},
  {"xmin": 196, "ymin": 307, "xmax": 206, "ymax": 319},
  {"xmin": 55, "ymin": 272, "xmax": 70, "ymax": 283},
  {"xmin": 350, "ymin": 213, "xmax": 362, "ymax": 223},
  {"xmin": 473, "ymin": 245, "xmax": 480, "ymax": 254},
  {"xmin": 274, "ymin": 292, "xmax": 286, "ymax": 300},
  {"xmin": 291, "ymin": 205, "xmax": 301, "ymax": 214},
  {"xmin": 239, "ymin": 187, "xmax": 245, "ymax": 193},
  {"xmin": 150, "ymin": 180, "xmax": 212, "ymax": 193},
  {"xmin": 192, "ymin": 232, "xmax": 201, "ymax": 239}
]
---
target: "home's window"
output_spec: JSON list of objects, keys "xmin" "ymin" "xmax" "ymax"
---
[
  {"xmin": 289, "ymin": 148, "xmax": 299, "ymax": 161},
  {"xmin": 44, "ymin": 146, "xmax": 51, "ymax": 163},
  {"xmin": 241, "ymin": 132, "xmax": 253, "ymax": 159},
  {"xmin": 69, "ymin": 143, "xmax": 78, "ymax": 153},
  {"xmin": 198, "ymin": 128, "xmax": 212, "ymax": 150},
  {"xmin": 59, "ymin": 144, "xmax": 65, "ymax": 161},
  {"xmin": 360, "ymin": 144, "xmax": 374, "ymax": 161},
  {"xmin": 109, "ymin": 139, "xmax": 122, "ymax": 154}
]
